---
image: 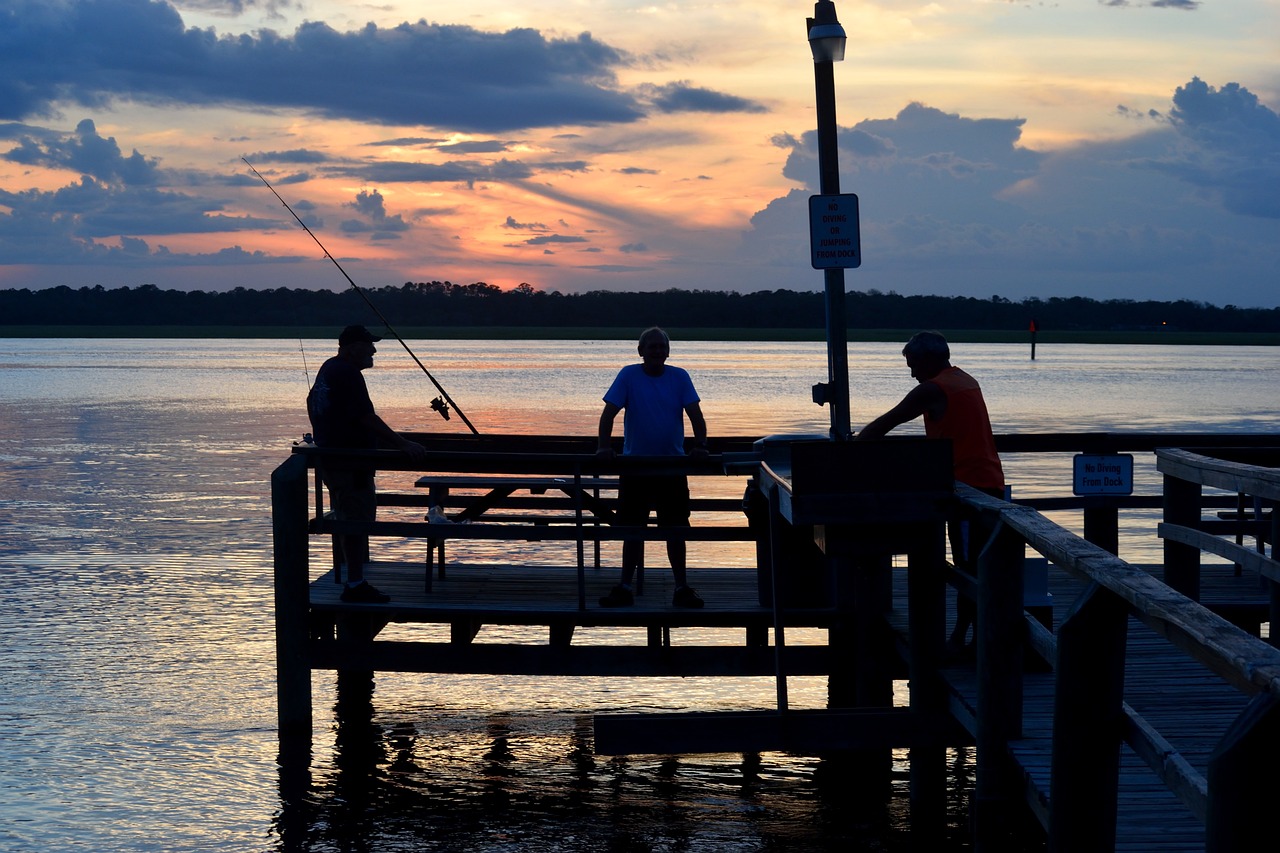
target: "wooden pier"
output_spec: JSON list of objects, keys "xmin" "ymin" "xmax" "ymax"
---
[{"xmin": 272, "ymin": 432, "xmax": 1280, "ymax": 852}]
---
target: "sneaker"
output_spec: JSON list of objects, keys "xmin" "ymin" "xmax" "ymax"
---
[
  {"xmin": 672, "ymin": 586, "xmax": 704, "ymax": 608},
  {"xmin": 598, "ymin": 585, "xmax": 634, "ymax": 607},
  {"xmin": 341, "ymin": 580, "xmax": 390, "ymax": 603}
]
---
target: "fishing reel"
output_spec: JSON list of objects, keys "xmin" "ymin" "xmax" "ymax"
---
[{"xmin": 430, "ymin": 396, "xmax": 451, "ymax": 421}]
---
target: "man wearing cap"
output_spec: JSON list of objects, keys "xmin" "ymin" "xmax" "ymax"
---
[
  {"xmin": 307, "ymin": 325, "xmax": 427, "ymax": 603},
  {"xmin": 857, "ymin": 330, "xmax": 1004, "ymax": 656}
]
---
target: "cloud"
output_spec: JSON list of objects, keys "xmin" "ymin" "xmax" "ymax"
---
[
  {"xmin": 436, "ymin": 140, "xmax": 514, "ymax": 154},
  {"xmin": 1100, "ymin": 1, "xmax": 1200, "ymax": 8},
  {"xmin": 339, "ymin": 159, "xmax": 536, "ymax": 184},
  {"xmin": 740, "ymin": 79, "xmax": 1279, "ymax": 304},
  {"xmin": 641, "ymin": 82, "xmax": 767, "ymax": 115},
  {"xmin": 243, "ymin": 148, "xmax": 331, "ymax": 164},
  {"xmin": 340, "ymin": 189, "xmax": 409, "ymax": 236},
  {"xmin": 525, "ymin": 234, "xmax": 589, "ymax": 245},
  {"xmin": 0, "ymin": 0, "xmax": 762, "ymax": 134},
  {"xmin": 1155, "ymin": 77, "xmax": 1280, "ymax": 218},
  {"xmin": 2, "ymin": 119, "xmax": 160, "ymax": 185},
  {"xmin": 503, "ymin": 216, "xmax": 548, "ymax": 231}
]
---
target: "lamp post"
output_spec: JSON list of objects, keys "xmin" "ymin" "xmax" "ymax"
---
[{"xmin": 807, "ymin": 1, "xmax": 851, "ymax": 440}]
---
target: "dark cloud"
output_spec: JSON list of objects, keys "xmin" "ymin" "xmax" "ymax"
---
[
  {"xmin": 436, "ymin": 140, "xmax": 515, "ymax": 154},
  {"xmin": 525, "ymin": 234, "xmax": 588, "ymax": 245},
  {"xmin": 1100, "ymin": 1, "xmax": 1200, "ymax": 8},
  {"xmin": 0, "ymin": 0, "xmax": 764, "ymax": 134},
  {"xmin": 618, "ymin": 242, "xmax": 648, "ymax": 253},
  {"xmin": 743, "ymin": 79, "xmax": 1278, "ymax": 304},
  {"xmin": 339, "ymin": 159, "xmax": 536, "ymax": 184},
  {"xmin": 2, "ymin": 119, "xmax": 160, "ymax": 185},
  {"xmin": 1158, "ymin": 78, "xmax": 1280, "ymax": 218},
  {"xmin": 641, "ymin": 82, "xmax": 767, "ymax": 114},
  {"xmin": 503, "ymin": 216, "xmax": 548, "ymax": 231},
  {"xmin": 777, "ymin": 102, "xmax": 1041, "ymax": 228},
  {"xmin": 0, "ymin": 174, "xmax": 279, "ymax": 265},
  {"xmin": 244, "ymin": 149, "xmax": 331, "ymax": 164},
  {"xmin": 341, "ymin": 189, "xmax": 409, "ymax": 235},
  {"xmin": 366, "ymin": 137, "xmax": 447, "ymax": 148},
  {"xmin": 618, "ymin": 166, "xmax": 659, "ymax": 175},
  {"xmin": 175, "ymin": 1, "xmax": 293, "ymax": 18}
]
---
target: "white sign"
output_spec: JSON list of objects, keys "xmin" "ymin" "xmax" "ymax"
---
[
  {"xmin": 809, "ymin": 194, "xmax": 861, "ymax": 269},
  {"xmin": 1073, "ymin": 454, "xmax": 1134, "ymax": 496}
]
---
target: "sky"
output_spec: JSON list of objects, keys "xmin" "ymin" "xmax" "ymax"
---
[{"xmin": 0, "ymin": 0, "xmax": 1277, "ymax": 307}]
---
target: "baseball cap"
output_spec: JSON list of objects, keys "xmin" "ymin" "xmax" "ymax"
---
[{"xmin": 338, "ymin": 325, "xmax": 382, "ymax": 345}]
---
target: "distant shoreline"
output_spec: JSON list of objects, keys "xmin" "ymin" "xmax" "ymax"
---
[{"xmin": 2, "ymin": 325, "xmax": 1278, "ymax": 345}]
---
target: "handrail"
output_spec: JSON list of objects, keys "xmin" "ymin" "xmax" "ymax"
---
[
  {"xmin": 1156, "ymin": 447, "xmax": 1280, "ymax": 499},
  {"xmin": 959, "ymin": 484, "xmax": 1280, "ymax": 699},
  {"xmin": 958, "ymin": 474, "xmax": 1280, "ymax": 849}
]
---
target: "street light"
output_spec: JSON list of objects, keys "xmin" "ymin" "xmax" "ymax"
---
[{"xmin": 806, "ymin": 1, "xmax": 852, "ymax": 440}]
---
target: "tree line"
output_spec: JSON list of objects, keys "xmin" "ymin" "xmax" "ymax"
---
[{"xmin": 2, "ymin": 281, "xmax": 1277, "ymax": 333}]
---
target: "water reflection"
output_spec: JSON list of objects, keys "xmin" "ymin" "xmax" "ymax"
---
[{"xmin": 269, "ymin": 672, "xmax": 978, "ymax": 852}]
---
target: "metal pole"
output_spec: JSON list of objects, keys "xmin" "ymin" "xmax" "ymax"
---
[{"xmin": 813, "ymin": 46, "xmax": 852, "ymax": 440}]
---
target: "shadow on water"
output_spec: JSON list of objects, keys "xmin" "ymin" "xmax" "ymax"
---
[{"xmin": 272, "ymin": 674, "xmax": 997, "ymax": 852}]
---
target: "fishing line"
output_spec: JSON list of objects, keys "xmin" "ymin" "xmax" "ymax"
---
[
  {"xmin": 299, "ymin": 339, "xmax": 311, "ymax": 387},
  {"xmin": 243, "ymin": 157, "xmax": 478, "ymax": 435}
]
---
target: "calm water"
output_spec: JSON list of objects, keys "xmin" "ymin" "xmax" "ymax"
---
[{"xmin": 1, "ymin": 338, "xmax": 1276, "ymax": 852}]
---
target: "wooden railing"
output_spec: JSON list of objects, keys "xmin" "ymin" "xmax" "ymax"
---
[
  {"xmin": 290, "ymin": 437, "xmax": 759, "ymax": 608},
  {"xmin": 955, "ymin": 441, "xmax": 1280, "ymax": 852}
]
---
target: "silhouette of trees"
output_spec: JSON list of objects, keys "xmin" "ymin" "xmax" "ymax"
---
[{"xmin": 1, "ymin": 282, "xmax": 1276, "ymax": 333}]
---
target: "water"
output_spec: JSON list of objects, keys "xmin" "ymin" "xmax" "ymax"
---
[{"xmin": 1, "ymin": 337, "xmax": 1276, "ymax": 852}]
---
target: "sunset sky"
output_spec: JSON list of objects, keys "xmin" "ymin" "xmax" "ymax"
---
[{"xmin": 1, "ymin": 0, "xmax": 1277, "ymax": 306}]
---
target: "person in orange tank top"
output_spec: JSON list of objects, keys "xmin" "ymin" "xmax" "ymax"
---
[{"xmin": 857, "ymin": 331, "xmax": 1004, "ymax": 656}]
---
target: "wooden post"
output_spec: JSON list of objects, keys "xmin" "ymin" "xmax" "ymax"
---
[
  {"xmin": 1047, "ymin": 582, "xmax": 1128, "ymax": 853},
  {"xmin": 1083, "ymin": 504, "xmax": 1119, "ymax": 556},
  {"xmin": 766, "ymin": 491, "xmax": 791, "ymax": 712},
  {"xmin": 1206, "ymin": 693, "xmax": 1280, "ymax": 852},
  {"xmin": 972, "ymin": 518, "xmax": 1025, "ymax": 849},
  {"xmin": 1163, "ymin": 474, "xmax": 1202, "ymax": 599},
  {"xmin": 852, "ymin": 553, "xmax": 892, "ymax": 709},
  {"xmin": 907, "ymin": 521, "xmax": 950, "ymax": 836},
  {"xmin": 1271, "ymin": 509, "xmax": 1280, "ymax": 649},
  {"xmin": 272, "ymin": 454, "xmax": 313, "ymax": 737}
]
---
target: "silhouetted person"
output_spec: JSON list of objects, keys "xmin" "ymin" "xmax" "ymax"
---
[
  {"xmin": 596, "ymin": 327, "xmax": 708, "ymax": 608},
  {"xmin": 307, "ymin": 324, "xmax": 426, "ymax": 603},
  {"xmin": 858, "ymin": 331, "xmax": 1004, "ymax": 653}
]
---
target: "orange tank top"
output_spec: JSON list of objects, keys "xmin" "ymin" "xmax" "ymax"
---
[{"xmin": 924, "ymin": 367, "xmax": 1004, "ymax": 489}]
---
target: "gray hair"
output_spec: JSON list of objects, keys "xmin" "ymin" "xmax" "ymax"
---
[{"xmin": 902, "ymin": 331, "xmax": 950, "ymax": 360}]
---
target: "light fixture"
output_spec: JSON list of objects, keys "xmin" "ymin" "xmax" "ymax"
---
[{"xmin": 807, "ymin": 1, "xmax": 846, "ymax": 63}]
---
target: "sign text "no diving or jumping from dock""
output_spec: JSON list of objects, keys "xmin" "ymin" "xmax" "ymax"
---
[{"xmin": 809, "ymin": 194, "xmax": 861, "ymax": 269}]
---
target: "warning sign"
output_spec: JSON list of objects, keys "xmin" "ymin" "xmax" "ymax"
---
[
  {"xmin": 1073, "ymin": 454, "xmax": 1134, "ymax": 496},
  {"xmin": 809, "ymin": 194, "xmax": 861, "ymax": 269}
]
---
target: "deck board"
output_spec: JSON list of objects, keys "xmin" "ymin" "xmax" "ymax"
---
[
  {"xmin": 310, "ymin": 561, "xmax": 838, "ymax": 627},
  {"xmin": 923, "ymin": 561, "xmax": 1269, "ymax": 851}
]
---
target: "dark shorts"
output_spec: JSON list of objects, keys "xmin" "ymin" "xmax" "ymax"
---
[
  {"xmin": 617, "ymin": 474, "xmax": 690, "ymax": 527},
  {"xmin": 320, "ymin": 466, "xmax": 377, "ymax": 522}
]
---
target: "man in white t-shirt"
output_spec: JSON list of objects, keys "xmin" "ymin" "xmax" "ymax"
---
[{"xmin": 596, "ymin": 327, "xmax": 708, "ymax": 608}]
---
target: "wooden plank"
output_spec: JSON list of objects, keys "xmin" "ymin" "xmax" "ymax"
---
[
  {"xmin": 1158, "ymin": 522, "xmax": 1280, "ymax": 584},
  {"xmin": 593, "ymin": 708, "xmax": 971, "ymax": 755},
  {"xmin": 308, "ymin": 563, "xmax": 840, "ymax": 628},
  {"xmin": 311, "ymin": 639, "xmax": 832, "ymax": 678},
  {"xmin": 316, "ymin": 519, "xmax": 755, "ymax": 542},
  {"xmin": 958, "ymin": 485, "xmax": 1280, "ymax": 701},
  {"xmin": 1156, "ymin": 447, "xmax": 1280, "ymax": 500}
]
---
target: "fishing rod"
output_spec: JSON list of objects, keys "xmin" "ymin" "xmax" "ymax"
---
[{"xmin": 243, "ymin": 158, "xmax": 478, "ymax": 435}]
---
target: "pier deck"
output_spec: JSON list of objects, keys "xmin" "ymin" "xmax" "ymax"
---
[{"xmin": 274, "ymin": 435, "xmax": 1280, "ymax": 852}]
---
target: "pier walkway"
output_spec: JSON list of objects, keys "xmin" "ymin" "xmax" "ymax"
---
[{"xmin": 272, "ymin": 433, "xmax": 1280, "ymax": 852}]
